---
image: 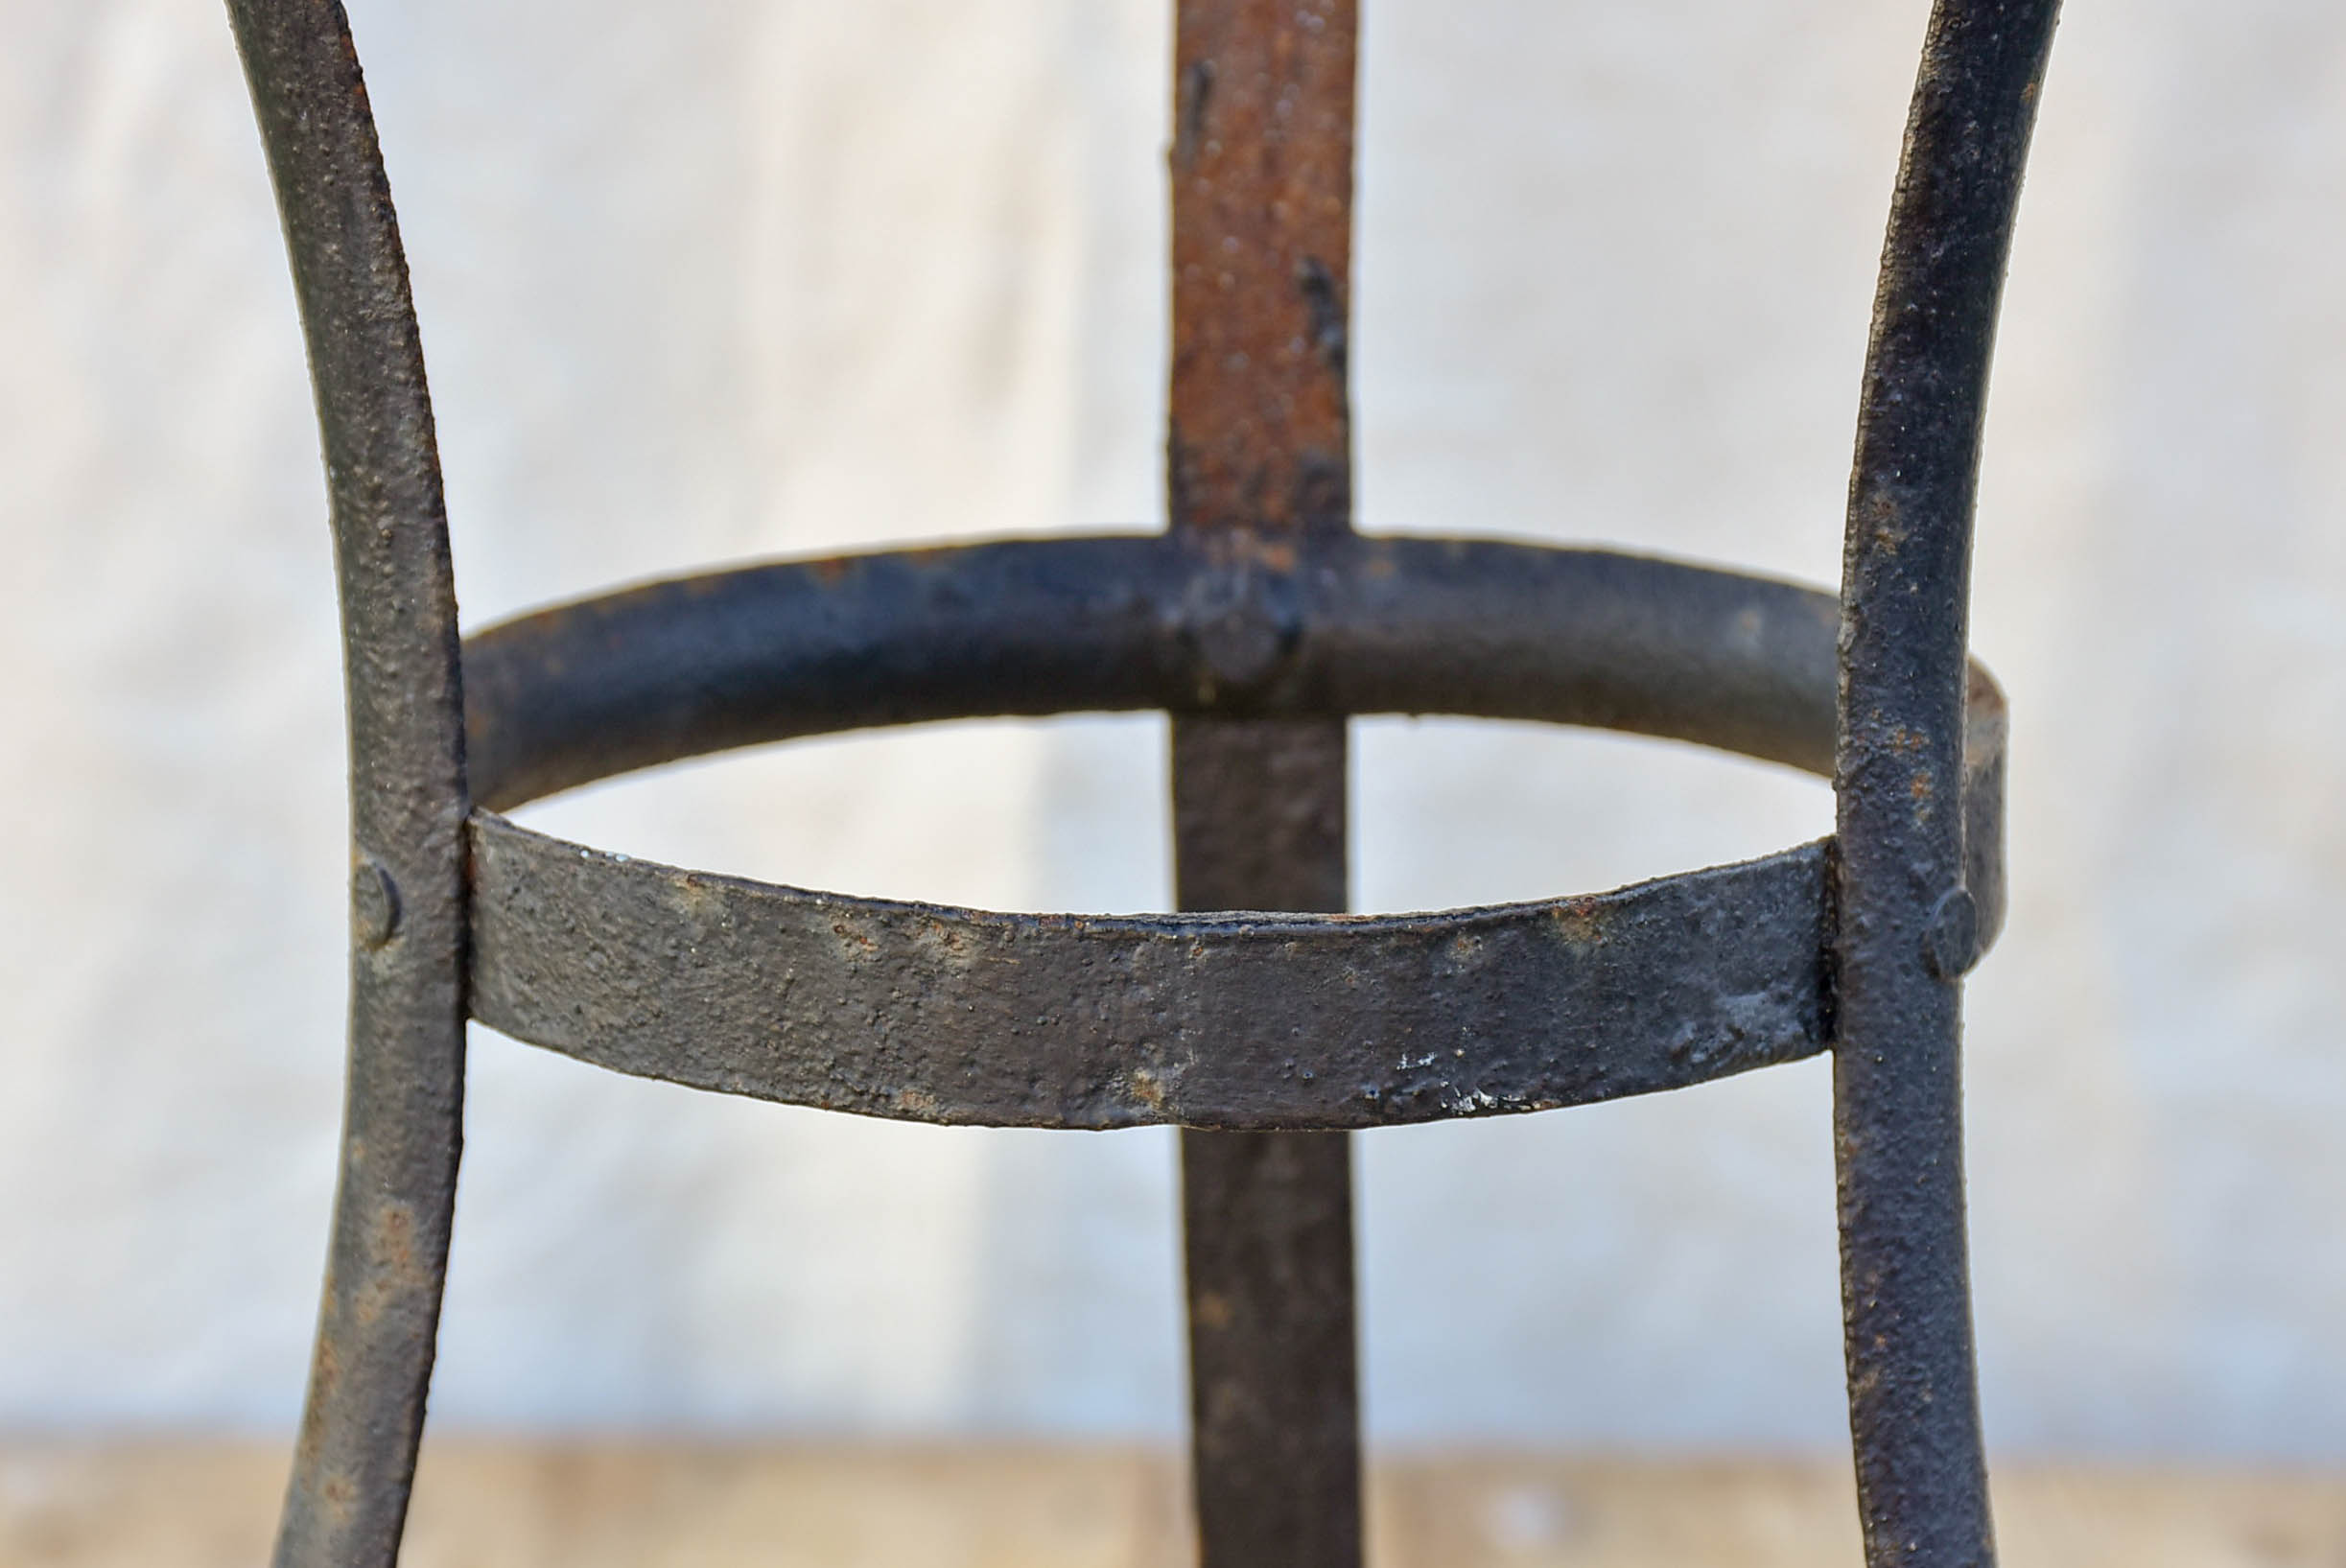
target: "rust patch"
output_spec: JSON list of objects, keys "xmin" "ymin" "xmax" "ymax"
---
[
  {"xmin": 370, "ymin": 1201, "xmax": 416, "ymax": 1275},
  {"xmin": 1129, "ymin": 1065, "xmax": 1173, "ymax": 1116},
  {"xmin": 1239, "ymin": 534, "xmax": 1301, "ymax": 573},
  {"xmin": 912, "ymin": 915, "xmax": 977, "ymax": 970},
  {"xmin": 350, "ymin": 1200, "xmax": 420, "ymax": 1330},
  {"xmin": 307, "ymin": 1335, "xmax": 341, "ymax": 1405},
  {"xmin": 1856, "ymin": 488, "xmax": 1903, "ymax": 556},
  {"xmin": 1168, "ymin": 0, "xmax": 1357, "ymax": 537},
  {"xmin": 317, "ymin": 1471, "xmax": 357, "ymax": 1527},
  {"xmin": 831, "ymin": 920, "xmax": 882, "ymax": 963},
  {"xmin": 1546, "ymin": 899, "xmax": 1608, "ymax": 948},
  {"xmin": 671, "ymin": 875, "xmax": 726, "ymax": 925}
]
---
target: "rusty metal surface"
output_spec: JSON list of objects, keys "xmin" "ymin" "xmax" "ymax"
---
[
  {"xmin": 1165, "ymin": 1, "xmax": 1358, "ymax": 1546},
  {"xmin": 1831, "ymin": 1, "xmax": 2062, "ymax": 1563},
  {"xmin": 459, "ymin": 537, "xmax": 2009, "ymax": 1137},
  {"xmin": 457, "ymin": 534, "xmax": 2006, "ymax": 945},
  {"xmin": 1166, "ymin": 0, "xmax": 1356, "ymax": 537},
  {"xmin": 466, "ymin": 815, "xmax": 1833, "ymax": 1129},
  {"xmin": 217, "ymin": 0, "xmax": 2061, "ymax": 1559},
  {"xmin": 459, "ymin": 543, "xmax": 2010, "ymax": 1133},
  {"xmin": 223, "ymin": 3, "xmax": 472, "ymax": 1567}
]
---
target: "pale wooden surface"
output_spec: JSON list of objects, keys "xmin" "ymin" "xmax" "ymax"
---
[{"xmin": 3, "ymin": 1442, "xmax": 2342, "ymax": 1567}]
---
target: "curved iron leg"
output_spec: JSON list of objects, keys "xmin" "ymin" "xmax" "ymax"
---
[
  {"xmin": 224, "ymin": 4, "xmax": 472, "ymax": 1564},
  {"xmin": 1834, "ymin": 2, "xmax": 2060, "ymax": 1563}
]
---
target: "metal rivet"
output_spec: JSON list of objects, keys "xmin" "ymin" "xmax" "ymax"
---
[
  {"xmin": 352, "ymin": 854, "xmax": 401, "ymax": 949},
  {"xmin": 1184, "ymin": 566, "xmax": 1301, "ymax": 695},
  {"xmin": 1922, "ymin": 886, "xmax": 1980, "ymax": 980}
]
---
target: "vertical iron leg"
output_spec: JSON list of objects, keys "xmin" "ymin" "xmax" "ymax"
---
[
  {"xmin": 1163, "ymin": 0, "xmax": 1370, "ymax": 1539},
  {"xmin": 1163, "ymin": 0, "xmax": 1363, "ymax": 1550},
  {"xmin": 1174, "ymin": 716, "xmax": 1362, "ymax": 1568}
]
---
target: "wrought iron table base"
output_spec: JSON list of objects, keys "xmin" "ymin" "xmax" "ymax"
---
[{"xmin": 223, "ymin": 0, "xmax": 2060, "ymax": 1563}]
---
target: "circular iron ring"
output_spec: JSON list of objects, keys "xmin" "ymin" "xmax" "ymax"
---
[{"xmin": 460, "ymin": 533, "xmax": 2004, "ymax": 1130}]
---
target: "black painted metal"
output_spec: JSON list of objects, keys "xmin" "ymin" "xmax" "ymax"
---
[
  {"xmin": 469, "ymin": 813, "xmax": 1836, "ymax": 1128},
  {"xmin": 1171, "ymin": 715, "xmax": 1360, "ymax": 1567},
  {"xmin": 222, "ymin": 0, "xmax": 2058, "ymax": 1561},
  {"xmin": 461, "ymin": 543, "xmax": 2011, "ymax": 1132},
  {"xmin": 464, "ymin": 536, "xmax": 1862, "ymax": 808},
  {"xmin": 1179, "ymin": 1116, "xmax": 1361, "ymax": 1568},
  {"xmin": 1833, "ymin": 5, "xmax": 2061, "ymax": 1562},
  {"xmin": 223, "ymin": 5, "xmax": 470, "ymax": 1567}
]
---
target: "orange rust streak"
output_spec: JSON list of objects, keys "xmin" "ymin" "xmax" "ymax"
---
[{"xmin": 1168, "ymin": 0, "xmax": 1356, "ymax": 536}]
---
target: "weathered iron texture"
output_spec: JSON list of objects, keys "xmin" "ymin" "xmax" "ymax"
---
[
  {"xmin": 223, "ymin": 4, "xmax": 470, "ymax": 1567},
  {"xmin": 468, "ymin": 818, "xmax": 1834, "ymax": 1128},
  {"xmin": 459, "ymin": 544, "xmax": 2010, "ymax": 1135},
  {"xmin": 1165, "ymin": 0, "xmax": 1356, "ymax": 538},
  {"xmin": 1832, "ymin": 3, "xmax": 2060, "ymax": 1563},
  {"xmin": 1178, "ymin": 1112, "xmax": 1360, "ymax": 1568},
  {"xmin": 462, "ymin": 536, "xmax": 1862, "ymax": 809},
  {"xmin": 222, "ymin": 0, "xmax": 2056, "ymax": 1561},
  {"xmin": 1166, "ymin": 1, "xmax": 1362, "ymax": 1549}
]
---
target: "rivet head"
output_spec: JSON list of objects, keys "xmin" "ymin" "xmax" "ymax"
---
[
  {"xmin": 1184, "ymin": 566, "xmax": 1301, "ymax": 696},
  {"xmin": 1922, "ymin": 886, "xmax": 1980, "ymax": 980},
  {"xmin": 352, "ymin": 854, "xmax": 402, "ymax": 949}
]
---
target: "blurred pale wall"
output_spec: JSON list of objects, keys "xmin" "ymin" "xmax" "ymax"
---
[{"xmin": 2, "ymin": 0, "xmax": 2344, "ymax": 1457}]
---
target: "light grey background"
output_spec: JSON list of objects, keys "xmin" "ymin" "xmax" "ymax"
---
[{"xmin": 4, "ymin": 0, "xmax": 2344, "ymax": 1457}]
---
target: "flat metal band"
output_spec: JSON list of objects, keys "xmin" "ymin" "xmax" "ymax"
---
[
  {"xmin": 469, "ymin": 814, "xmax": 1829, "ymax": 1129},
  {"xmin": 460, "ymin": 535, "xmax": 2006, "ymax": 1129}
]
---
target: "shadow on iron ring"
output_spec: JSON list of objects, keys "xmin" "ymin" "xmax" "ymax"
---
[{"xmin": 458, "ymin": 531, "xmax": 2006, "ymax": 1133}]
